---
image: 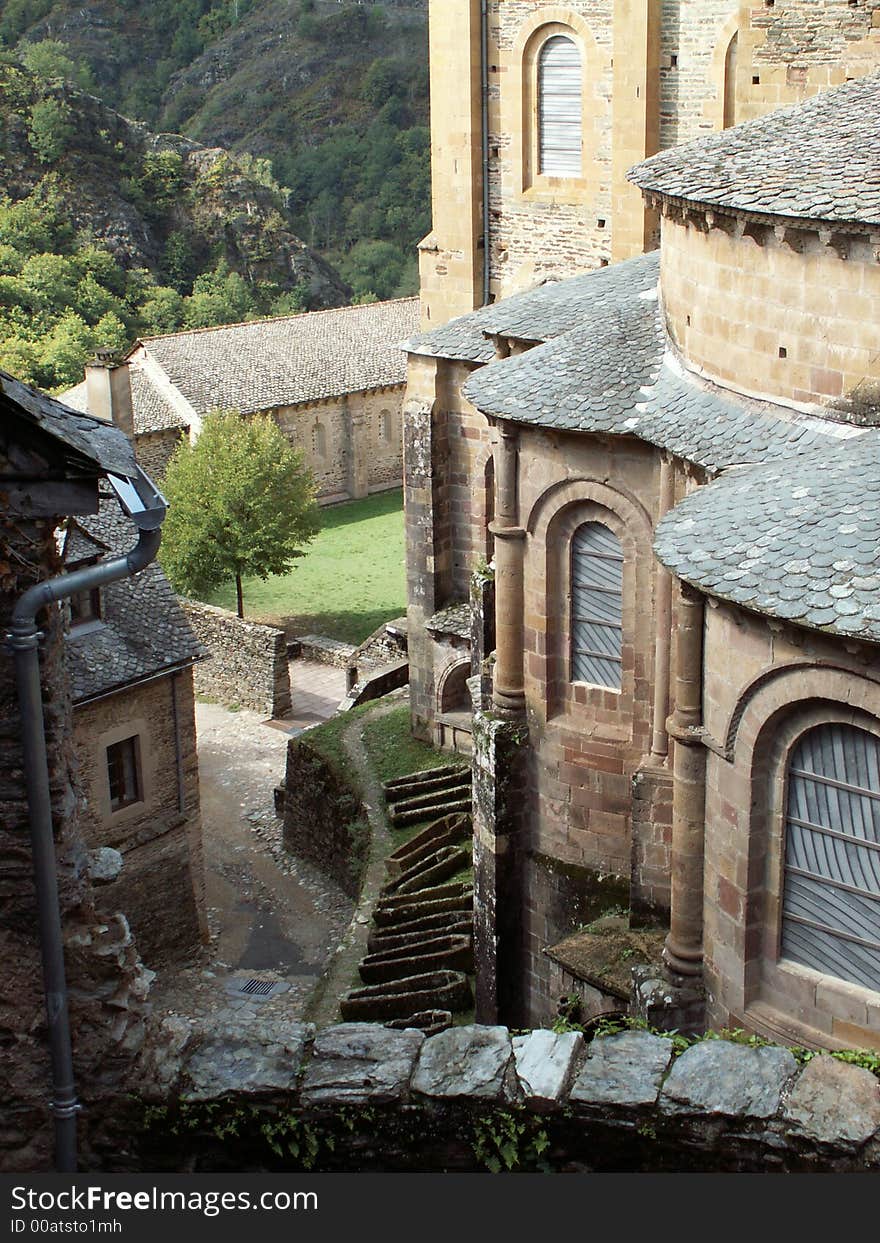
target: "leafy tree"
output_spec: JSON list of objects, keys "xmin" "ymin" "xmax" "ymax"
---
[
  {"xmin": 159, "ymin": 409, "xmax": 320, "ymax": 618},
  {"xmin": 19, "ymin": 39, "xmax": 95, "ymax": 91},
  {"xmin": 27, "ymin": 96, "xmax": 75, "ymax": 163}
]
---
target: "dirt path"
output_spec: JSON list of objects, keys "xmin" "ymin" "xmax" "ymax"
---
[{"xmin": 149, "ymin": 694, "xmax": 354, "ymax": 1026}]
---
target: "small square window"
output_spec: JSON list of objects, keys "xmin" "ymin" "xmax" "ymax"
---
[{"xmin": 107, "ymin": 736, "xmax": 141, "ymax": 811}]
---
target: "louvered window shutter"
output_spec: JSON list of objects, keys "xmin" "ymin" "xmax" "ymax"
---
[
  {"xmin": 782, "ymin": 722, "xmax": 880, "ymax": 992},
  {"xmin": 571, "ymin": 522, "xmax": 622, "ymax": 689},
  {"xmin": 538, "ymin": 36, "xmax": 582, "ymax": 177}
]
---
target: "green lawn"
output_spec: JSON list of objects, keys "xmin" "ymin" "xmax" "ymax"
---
[{"xmin": 202, "ymin": 488, "xmax": 406, "ymax": 644}]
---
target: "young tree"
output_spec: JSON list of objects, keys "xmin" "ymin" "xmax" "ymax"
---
[{"xmin": 159, "ymin": 409, "xmax": 320, "ymax": 618}]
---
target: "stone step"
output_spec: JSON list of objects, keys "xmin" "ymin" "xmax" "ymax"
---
[
  {"xmin": 340, "ymin": 970, "xmax": 472, "ymax": 1022},
  {"xmin": 383, "ymin": 845, "xmax": 470, "ymax": 898},
  {"xmin": 384, "ymin": 769, "xmax": 471, "ymax": 805},
  {"xmin": 383, "ymin": 764, "xmax": 465, "ymax": 792},
  {"xmin": 384, "ymin": 1010, "xmax": 452, "ymax": 1037},
  {"xmin": 390, "ymin": 797, "xmax": 472, "ymax": 828},
  {"xmin": 375, "ymin": 880, "xmax": 472, "ymax": 912},
  {"xmin": 387, "ymin": 812, "xmax": 471, "ymax": 879},
  {"xmin": 388, "ymin": 783, "xmax": 471, "ymax": 817},
  {"xmin": 367, "ymin": 915, "xmax": 473, "ymax": 955},
  {"xmin": 373, "ymin": 889, "xmax": 474, "ymax": 929},
  {"xmin": 358, "ymin": 935, "xmax": 474, "ymax": 985}
]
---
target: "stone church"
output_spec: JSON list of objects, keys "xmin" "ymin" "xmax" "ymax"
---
[{"xmin": 404, "ymin": 1, "xmax": 880, "ymax": 1049}]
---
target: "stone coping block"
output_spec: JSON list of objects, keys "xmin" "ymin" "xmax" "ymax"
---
[
  {"xmin": 660, "ymin": 1040, "xmax": 797, "ymax": 1119},
  {"xmin": 182, "ymin": 1018, "xmax": 313, "ymax": 1101},
  {"xmin": 301, "ymin": 1022, "xmax": 425, "ymax": 1107},
  {"xmin": 782, "ymin": 1054, "xmax": 880, "ymax": 1148},
  {"xmin": 411, "ymin": 1024, "xmax": 516, "ymax": 1101},
  {"xmin": 513, "ymin": 1029, "xmax": 583, "ymax": 1109},
  {"xmin": 570, "ymin": 1031, "xmax": 674, "ymax": 1108}
]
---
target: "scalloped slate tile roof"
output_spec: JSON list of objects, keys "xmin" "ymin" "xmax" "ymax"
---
[
  {"xmin": 655, "ymin": 434, "xmax": 880, "ymax": 645},
  {"xmin": 462, "ymin": 275, "xmax": 854, "ymax": 474},
  {"xmin": 403, "ymin": 253, "xmax": 660, "ymax": 363},
  {"xmin": 629, "ymin": 70, "xmax": 880, "ymax": 226},
  {"xmin": 139, "ymin": 298, "xmax": 419, "ymax": 416},
  {"xmin": 1, "ymin": 369, "xmax": 137, "ymax": 478},
  {"xmin": 64, "ymin": 502, "xmax": 204, "ymax": 702},
  {"xmin": 426, "ymin": 602, "xmax": 471, "ymax": 639}
]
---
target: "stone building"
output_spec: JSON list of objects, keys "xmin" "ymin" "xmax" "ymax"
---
[
  {"xmin": 62, "ymin": 501, "xmax": 207, "ymax": 968},
  {"xmin": 403, "ymin": 58, "xmax": 880, "ymax": 1051},
  {"xmin": 421, "ymin": 0, "xmax": 880, "ymax": 326},
  {"xmin": 63, "ymin": 298, "xmax": 420, "ymax": 501},
  {"xmin": 0, "ymin": 370, "xmax": 160, "ymax": 1169}
]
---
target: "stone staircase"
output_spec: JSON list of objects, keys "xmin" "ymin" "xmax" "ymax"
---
[{"xmin": 339, "ymin": 767, "xmax": 474, "ymax": 1034}]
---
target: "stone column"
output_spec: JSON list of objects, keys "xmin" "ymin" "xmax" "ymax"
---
[
  {"xmin": 489, "ymin": 423, "xmax": 525, "ymax": 716},
  {"xmin": 663, "ymin": 581, "xmax": 707, "ymax": 977},
  {"xmin": 650, "ymin": 454, "xmax": 674, "ymax": 760}
]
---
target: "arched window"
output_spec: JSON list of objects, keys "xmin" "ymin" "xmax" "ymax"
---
[
  {"xmin": 782, "ymin": 722, "xmax": 880, "ymax": 992},
  {"xmin": 570, "ymin": 521, "xmax": 622, "ymax": 689},
  {"xmin": 314, "ymin": 421, "xmax": 327, "ymax": 459},
  {"xmin": 538, "ymin": 35, "xmax": 582, "ymax": 177}
]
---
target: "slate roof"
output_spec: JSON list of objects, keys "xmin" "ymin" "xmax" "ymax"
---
[
  {"xmin": 64, "ymin": 502, "xmax": 204, "ymax": 702},
  {"xmin": 137, "ymin": 298, "xmax": 420, "ymax": 417},
  {"xmin": 403, "ymin": 253, "xmax": 660, "ymax": 363},
  {"xmin": 425, "ymin": 602, "xmax": 472, "ymax": 640},
  {"xmin": 63, "ymin": 367, "xmax": 189, "ymax": 436},
  {"xmin": 1, "ymin": 369, "xmax": 137, "ymax": 478},
  {"xmin": 629, "ymin": 70, "xmax": 880, "ymax": 227},
  {"xmin": 462, "ymin": 275, "xmax": 856, "ymax": 475},
  {"xmin": 655, "ymin": 433, "xmax": 880, "ymax": 645}
]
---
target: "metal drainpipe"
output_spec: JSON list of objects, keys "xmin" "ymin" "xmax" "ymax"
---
[
  {"xmin": 6, "ymin": 476, "xmax": 164, "ymax": 1173},
  {"xmin": 481, "ymin": 0, "xmax": 491, "ymax": 306}
]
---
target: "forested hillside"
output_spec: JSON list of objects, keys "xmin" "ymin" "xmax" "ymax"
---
[
  {"xmin": 1, "ymin": 1, "xmax": 431, "ymax": 300},
  {"xmin": 0, "ymin": 59, "xmax": 350, "ymax": 391}
]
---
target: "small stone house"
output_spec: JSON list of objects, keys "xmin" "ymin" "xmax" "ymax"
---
[
  {"xmin": 403, "ymin": 69, "xmax": 880, "ymax": 1053},
  {"xmin": 63, "ymin": 298, "xmax": 420, "ymax": 501},
  {"xmin": 61, "ymin": 499, "xmax": 207, "ymax": 968}
]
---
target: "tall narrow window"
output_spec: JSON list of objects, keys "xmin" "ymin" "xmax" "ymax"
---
[
  {"xmin": 538, "ymin": 35, "xmax": 582, "ymax": 177},
  {"xmin": 571, "ymin": 522, "xmax": 622, "ymax": 689},
  {"xmin": 107, "ymin": 736, "xmax": 141, "ymax": 811},
  {"xmin": 782, "ymin": 722, "xmax": 880, "ymax": 992},
  {"xmin": 723, "ymin": 32, "xmax": 738, "ymax": 129}
]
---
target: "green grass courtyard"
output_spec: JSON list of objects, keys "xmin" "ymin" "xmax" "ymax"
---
[{"xmin": 201, "ymin": 488, "xmax": 406, "ymax": 645}]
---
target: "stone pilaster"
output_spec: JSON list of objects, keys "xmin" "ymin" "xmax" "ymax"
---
[
  {"xmin": 472, "ymin": 708, "xmax": 528, "ymax": 1026},
  {"xmin": 664, "ymin": 581, "xmax": 707, "ymax": 981}
]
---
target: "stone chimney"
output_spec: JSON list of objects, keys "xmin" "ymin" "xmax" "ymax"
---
[{"xmin": 84, "ymin": 349, "xmax": 134, "ymax": 439}]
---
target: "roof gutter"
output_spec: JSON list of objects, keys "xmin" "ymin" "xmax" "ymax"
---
[{"xmin": 6, "ymin": 466, "xmax": 166, "ymax": 1173}]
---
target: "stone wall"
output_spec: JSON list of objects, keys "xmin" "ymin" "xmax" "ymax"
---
[
  {"xmin": 182, "ymin": 601, "xmax": 291, "ymax": 718},
  {"xmin": 118, "ymin": 1021, "xmax": 880, "ymax": 1173},
  {"xmin": 274, "ymin": 386, "xmax": 404, "ymax": 503},
  {"xmin": 282, "ymin": 738, "xmax": 367, "ymax": 898},
  {"xmin": 133, "ymin": 428, "xmax": 184, "ymax": 484},
  {"xmin": 661, "ymin": 214, "xmax": 880, "ymax": 413},
  {"xmin": 73, "ymin": 668, "xmax": 206, "ymax": 969},
  {"xmin": 699, "ymin": 601, "xmax": 880, "ymax": 1050},
  {"xmin": 0, "ymin": 514, "xmax": 152, "ymax": 1173}
]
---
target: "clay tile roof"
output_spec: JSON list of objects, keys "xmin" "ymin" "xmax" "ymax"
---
[
  {"xmin": 462, "ymin": 260, "xmax": 859, "ymax": 473},
  {"xmin": 138, "ymin": 298, "xmax": 420, "ymax": 416},
  {"xmin": 63, "ymin": 500, "xmax": 204, "ymax": 701},
  {"xmin": 655, "ymin": 433, "xmax": 880, "ymax": 645},
  {"xmin": 403, "ymin": 253, "xmax": 661, "ymax": 363},
  {"xmin": 1, "ymin": 369, "xmax": 137, "ymax": 478},
  {"xmin": 628, "ymin": 70, "xmax": 880, "ymax": 227}
]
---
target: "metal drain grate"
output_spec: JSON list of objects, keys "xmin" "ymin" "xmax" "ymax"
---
[{"xmin": 239, "ymin": 978, "xmax": 275, "ymax": 997}]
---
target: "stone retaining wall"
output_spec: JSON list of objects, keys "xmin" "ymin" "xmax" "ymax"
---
[
  {"xmin": 120, "ymin": 1021, "xmax": 880, "ymax": 1173},
  {"xmin": 282, "ymin": 738, "xmax": 367, "ymax": 897},
  {"xmin": 182, "ymin": 601, "xmax": 291, "ymax": 718}
]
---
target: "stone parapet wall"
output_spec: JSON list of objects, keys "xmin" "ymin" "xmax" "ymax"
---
[
  {"xmin": 182, "ymin": 601, "xmax": 291, "ymax": 718},
  {"xmin": 121, "ymin": 1020, "xmax": 880, "ymax": 1172}
]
